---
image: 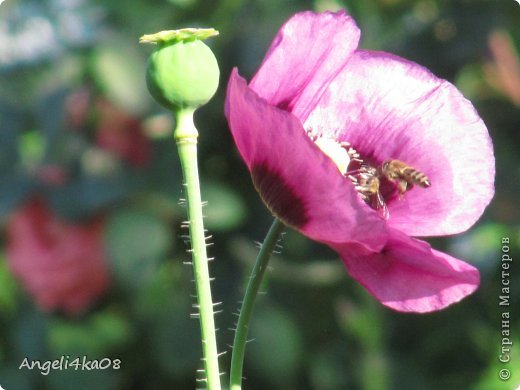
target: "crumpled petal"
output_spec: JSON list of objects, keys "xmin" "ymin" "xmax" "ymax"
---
[
  {"xmin": 226, "ymin": 69, "xmax": 387, "ymax": 250},
  {"xmin": 250, "ymin": 10, "xmax": 360, "ymax": 122},
  {"xmin": 333, "ymin": 230, "xmax": 480, "ymax": 312},
  {"xmin": 304, "ymin": 50, "xmax": 495, "ymax": 237}
]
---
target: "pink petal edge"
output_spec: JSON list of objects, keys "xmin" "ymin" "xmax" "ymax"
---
[
  {"xmin": 304, "ymin": 50, "xmax": 495, "ymax": 237},
  {"xmin": 333, "ymin": 230, "xmax": 480, "ymax": 313},
  {"xmin": 250, "ymin": 10, "xmax": 360, "ymax": 123}
]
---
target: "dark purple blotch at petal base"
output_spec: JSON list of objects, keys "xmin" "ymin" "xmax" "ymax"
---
[
  {"xmin": 251, "ymin": 162, "xmax": 309, "ymax": 228},
  {"xmin": 225, "ymin": 69, "xmax": 387, "ymax": 251}
]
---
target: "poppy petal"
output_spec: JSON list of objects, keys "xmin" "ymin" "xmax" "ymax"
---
[
  {"xmin": 305, "ymin": 50, "xmax": 494, "ymax": 237},
  {"xmin": 226, "ymin": 69, "xmax": 387, "ymax": 250},
  {"xmin": 334, "ymin": 230, "xmax": 480, "ymax": 313},
  {"xmin": 250, "ymin": 10, "xmax": 360, "ymax": 121}
]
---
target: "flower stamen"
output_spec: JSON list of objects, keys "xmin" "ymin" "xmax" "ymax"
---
[
  {"xmin": 314, "ymin": 137, "xmax": 352, "ymax": 176},
  {"xmin": 311, "ymin": 134, "xmax": 431, "ymax": 220},
  {"xmin": 311, "ymin": 135, "xmax": 389, "ymax": 218},
  {"xmin": 347, "ymin": 162, "xmax": 389, "ymax": 219}
]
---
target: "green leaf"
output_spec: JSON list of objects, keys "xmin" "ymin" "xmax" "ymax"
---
[
  {"xmin": 18, "ymin": 129, "xmax": 46, "ymax": 168},
  {"xmin": 132, "ymin": 262, "xmax": 185, "ymax": 320},
  {"xmin": 104, "ymin": 208, "xmax": 172, "ymax": 287},
  {"xmin": 202, "ymin": 181, "xmax": 247, "ymax": 231},
  {"xmin": 309, "ymin": 346, "xmax": 350, "ymax": 390},
  {"xmin": 91, "ymin": 34, "xmax": 150, "ymax": 114},
  {"xmin": 450, "ymin": 223, "xmax": 511, "ymax": 268},
  {"xmin": 148, "ymin": 308, "xmax": 201, "ymax": 376},
  {"xmin": 48, "ymin": 311, "xmax": 133, "ymax": 356},
  {"xmin": 0, "ymin": 257, "xmax": 20, "ymax": 313},
  {"xmin": 246, "ymin": 304, "xmax": 304, "ymax": 386}
]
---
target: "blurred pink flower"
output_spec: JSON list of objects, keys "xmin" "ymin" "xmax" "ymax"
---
[
  {"xmin": 36, "ymin": 165, "xmax": 69, "ymax": 186},
  {"xmin": 96, "ymin": 98, "xmax": 151, "ymax": 167},
  {"xmin": 6, "ymin": 199, "xmax": 110, "ymax": 314},
  {"xmin": 225, "ymin": 10, "xmax": 495, "ymax": 312}
]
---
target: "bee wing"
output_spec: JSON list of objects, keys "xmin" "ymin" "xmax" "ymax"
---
[{"xmin": 371, "ymin": 192, "xmax": 389, "ymax": 220}]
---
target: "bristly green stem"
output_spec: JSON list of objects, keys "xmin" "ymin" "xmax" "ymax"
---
[
  {"xmin": 175, "ymin": 108, "xmax": 221, "ymax": 390},
  {"xmin": 230, "ymin": 218, "xmax": 285, "ymax": 390}
]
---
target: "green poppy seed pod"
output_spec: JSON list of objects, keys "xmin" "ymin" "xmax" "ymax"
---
[{"xmin": 141, "ymin": 28, "xmax": 220, "ymax": 111}]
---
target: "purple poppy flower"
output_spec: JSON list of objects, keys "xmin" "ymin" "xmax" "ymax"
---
[{"xmin": 225, "ymin": 10, "xmax": 494, "ymax": 312}]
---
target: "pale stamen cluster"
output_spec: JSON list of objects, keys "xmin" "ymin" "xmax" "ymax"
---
[
  {"xmin": 309, "ymin": 133, "xmax": 382, "ymax": 208},
  {"xmin": 339, "ymin": 141, "xmax": 380, "ymax": 203}
]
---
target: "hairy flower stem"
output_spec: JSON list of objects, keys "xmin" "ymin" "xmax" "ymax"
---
[
  {"xmin": 175, "ymin": 108, "xmax": 221, "ymax": 390},
  {"xmin": 230, "ymin": 218, "xmax": 285, "ymax": 390}
]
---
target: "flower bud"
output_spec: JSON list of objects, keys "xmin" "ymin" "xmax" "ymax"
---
[{"xmin": 141, "ymin": 28, "xmax": 220, "ymax": 110}]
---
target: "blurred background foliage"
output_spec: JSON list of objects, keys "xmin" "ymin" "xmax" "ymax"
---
[{"xmin": 0, "ymin": 0, "xmax": 519, "ymax": 389}]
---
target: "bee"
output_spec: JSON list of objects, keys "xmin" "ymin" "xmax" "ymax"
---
[
  {"xmin": 380, "ymin": 159, "xmax": 431, "ymax": 197},
  {"xmin": 347, "ymin": 158, "xmax": 430, "ymax": 219},
  {"xmin": 352, "ymin": 165, "xmax": 389, "ymax": 220}
]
